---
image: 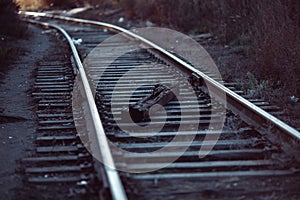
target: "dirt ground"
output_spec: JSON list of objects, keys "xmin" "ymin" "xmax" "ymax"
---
[{"xmin": 0, "ymin": 24, "xmax": 54, "ymax": 200}]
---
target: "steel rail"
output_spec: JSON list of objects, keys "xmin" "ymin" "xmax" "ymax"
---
[
  {"xmin": 24, "ymin": 19, "xmax": 128, "ymax": 200},
  {"xmin": 21, "ymin": 11, "xmax": 300, "ymax": 141}
]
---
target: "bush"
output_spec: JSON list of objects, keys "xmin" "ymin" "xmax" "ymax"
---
[
  {"xmin": 0, "ymin": 0, "xmax": 27, "ymax": 67},
  {"xmin": 120, "ymin": 0, "xmax": 300, "ymax": 96},
  {"xmin": 250, "ymin": 0, "xmax": 300, "ymax": 91},
  {"xmin": 0, "ymin": 0, "xmax": 26, "ymax": 37}
]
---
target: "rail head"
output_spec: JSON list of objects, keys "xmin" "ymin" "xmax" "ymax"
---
[
  {"xmin": 24, "ymin": 18, "xmax": 128, "ymax": 200},
  {"xmin": 20, "ymin": 11, "xmax": 300, "ymax": 141}
]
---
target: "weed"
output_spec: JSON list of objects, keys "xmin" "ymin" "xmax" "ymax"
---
[
  {"xmin": 0, "ymin": 0, "xmax": 27, "ymax": 37},
  {"xmin": 246, "ymin": 72, "xmax": 269, "ymax": 98},
  {"xmin": 119, "ymin": 0, "xmax": 300, "ymax": 99}
]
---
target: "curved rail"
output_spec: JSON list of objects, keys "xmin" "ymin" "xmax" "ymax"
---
[
  {"xmin": 24, "ymin": 19, "xmax": 127, "ymax": 200},
  {"xmin": 20, "ymin": 11, "xmax": 300, "ymax": 141}
]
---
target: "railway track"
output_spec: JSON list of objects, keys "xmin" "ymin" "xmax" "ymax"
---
[{"xmin": 20, "ymin": 11, "xmax": 300, "ymax": 199}]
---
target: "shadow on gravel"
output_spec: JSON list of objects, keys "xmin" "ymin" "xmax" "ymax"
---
[{"xmin": 0, "ymin": 115, "xmax": 28, "ymax": 123}]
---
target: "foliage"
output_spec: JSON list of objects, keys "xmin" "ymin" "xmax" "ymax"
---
[
  {"xmin": 250, "ymin": 0, "xmax": 300, "ymax": 94},
  {"xmin": 246, "ymin": 72, "xmax": 269, "ymax": 98},
  {"xmin": 0, "ymin": 0, "xmax": 27, "ymax": 37},
  {"xmin": 120, "ymin": 0, "xmax": 300, "ymax": 96},
  {"xmin": 0, "ymin": 0, "xmax": 27, "ymax": 67}
]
